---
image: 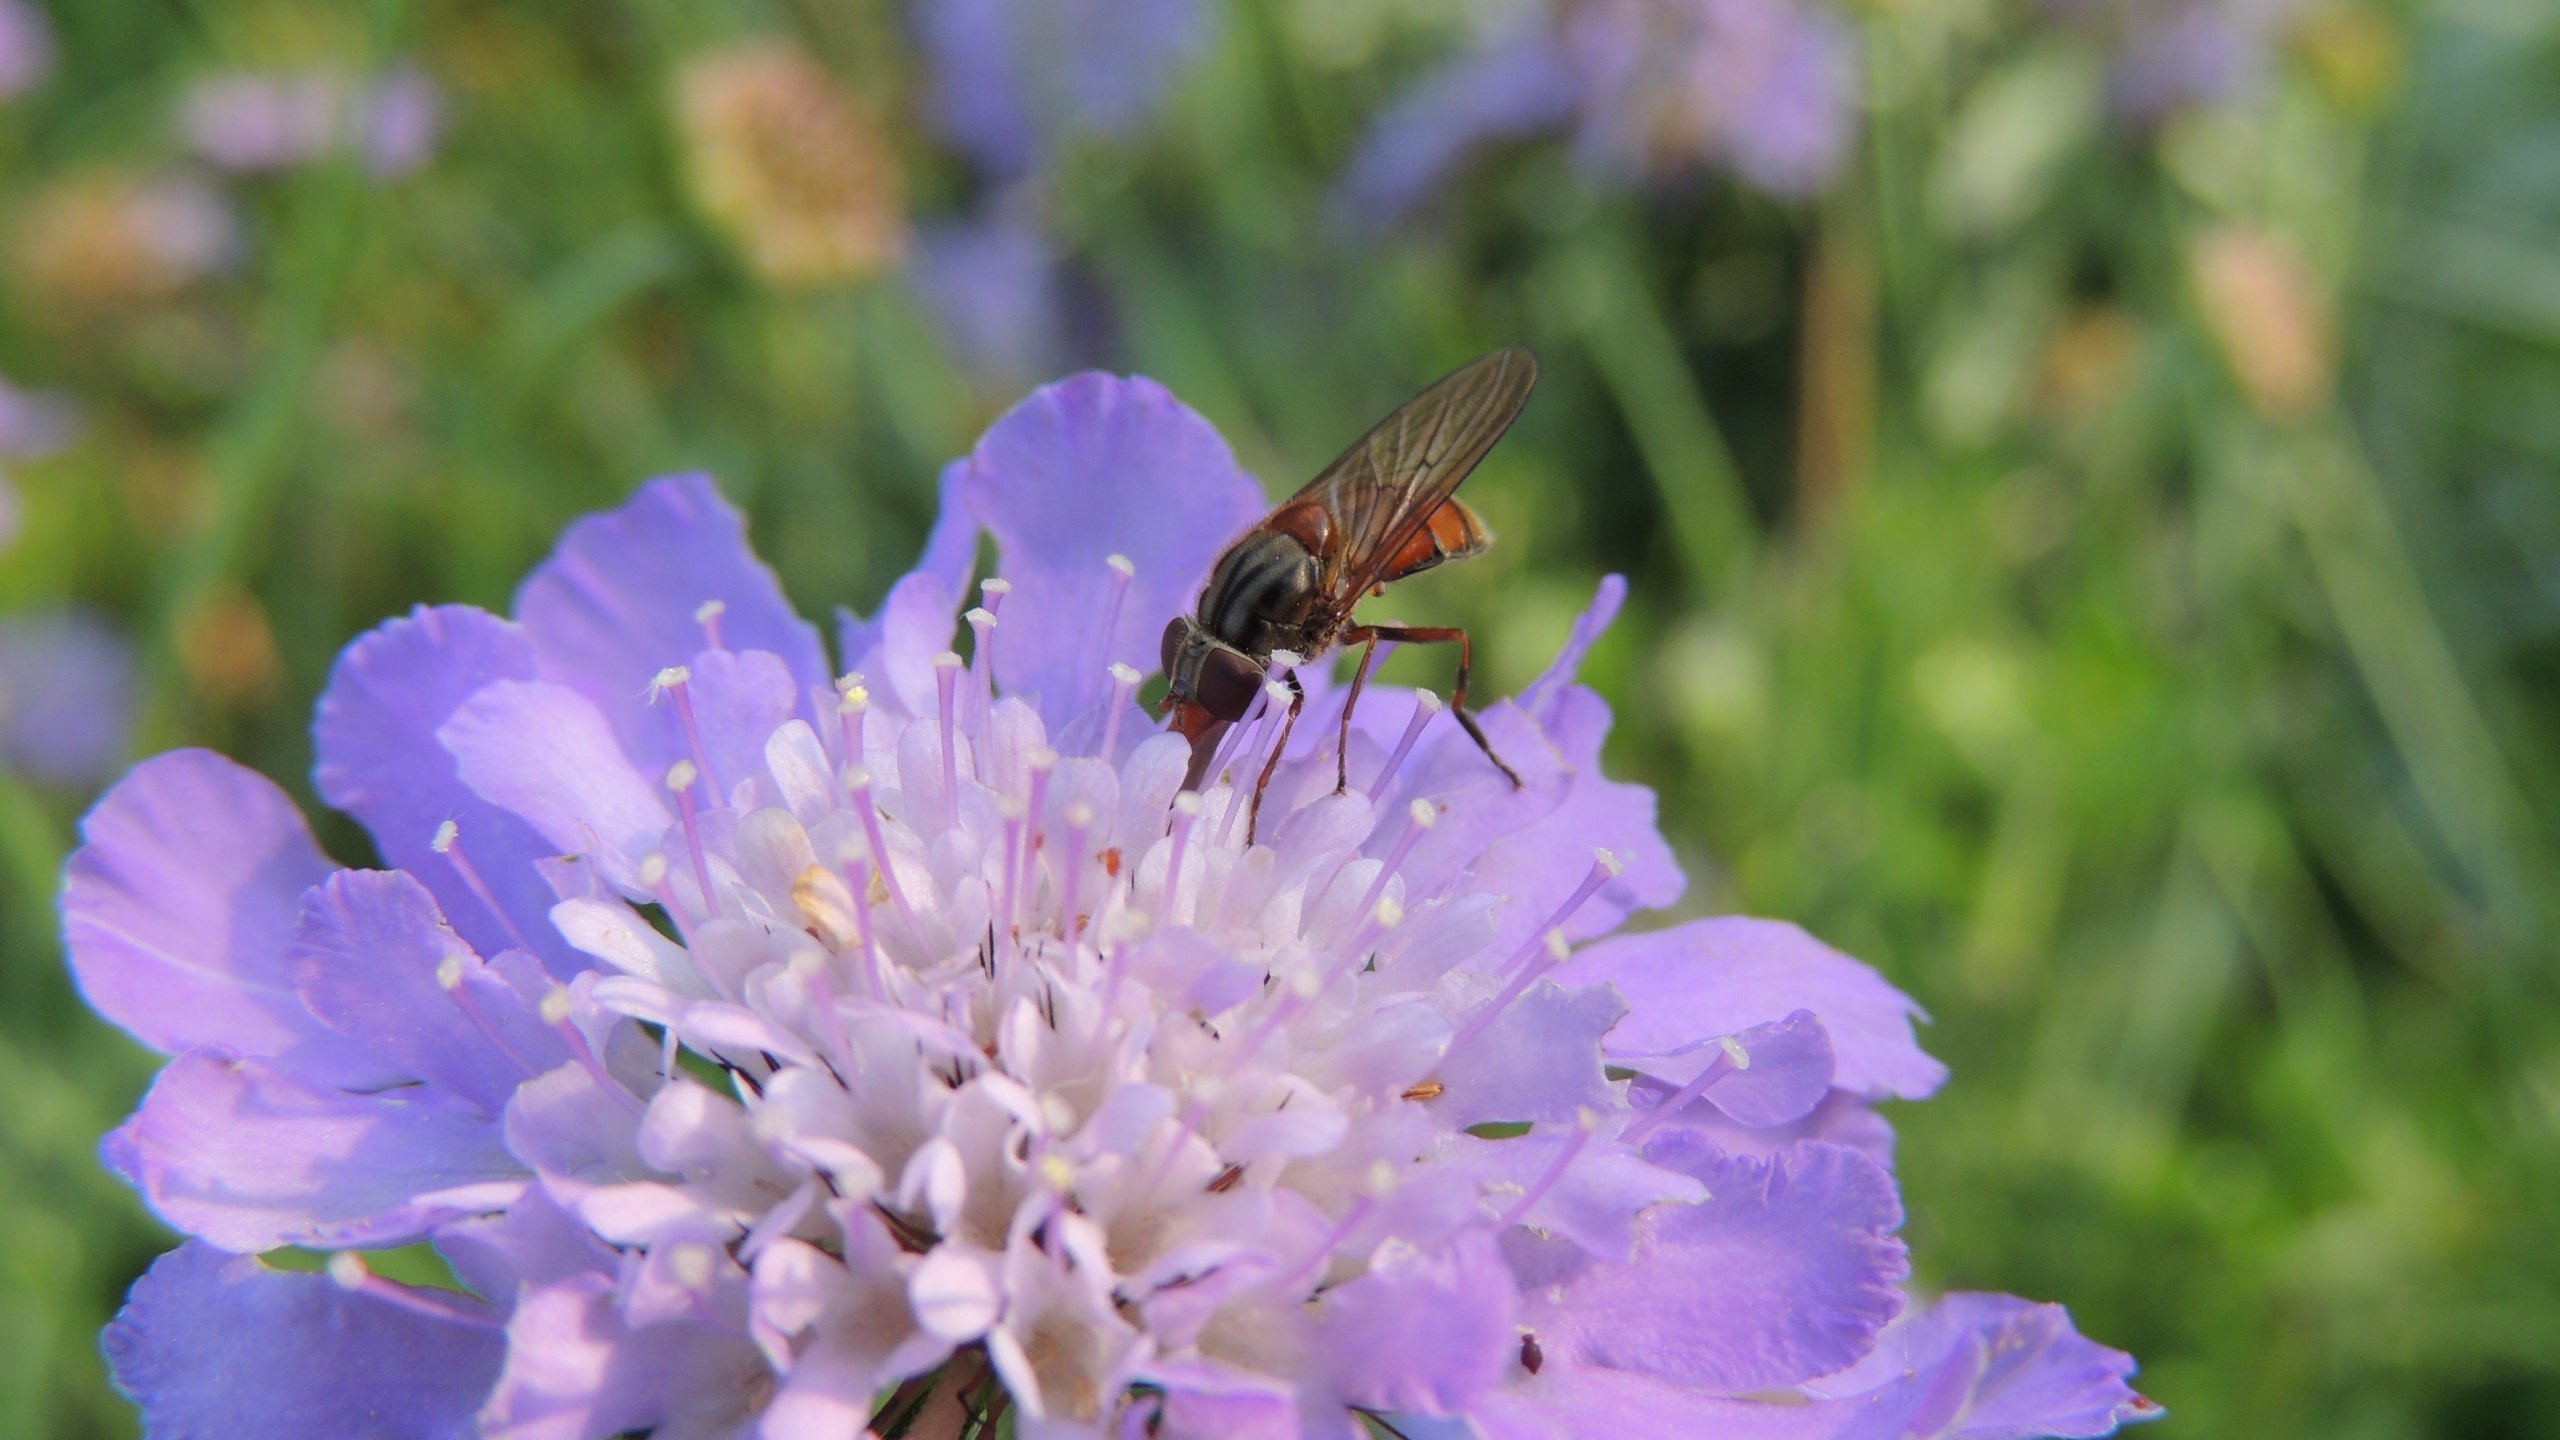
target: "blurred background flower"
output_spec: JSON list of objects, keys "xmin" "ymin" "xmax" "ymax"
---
[
  {"xmin": 0, "ymin": 0, "xmax": 2553, "ymax": 1435},
  {"xmin": 0, "ymin": 0, "xmax": 52, "ymax": 102},
  {"xmin": 1340, "ymin": 0, "xmax": 1858, "ymax": 224},
  {"xmin": 917, "ymin": 0, "xmax": 1214, "ymax": 179},
  {"xmin": 676, "ymin": 41, "xmax": 906, "ymax": 289},
  {"xmin": 178, "ymin": 63, "xmax": 443, "ymax": 179},
  {"xmin": 0, "ymin": 609, "xmax": 135, "ymax": 787}
]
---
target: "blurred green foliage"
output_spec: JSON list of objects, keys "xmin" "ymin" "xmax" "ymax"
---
[{"xmin": 1, "ymin": 1, "xmax": 2555, "ymax": 1437}]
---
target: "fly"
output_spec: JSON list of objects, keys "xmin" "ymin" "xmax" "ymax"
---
[{"xmin": 1159, "ymin": 347, "xmax": 1537, "ymax": 842}]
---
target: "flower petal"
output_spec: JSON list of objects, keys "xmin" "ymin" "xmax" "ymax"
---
[
  {"xmin": 1812, "ymin": 1291, "xmax": 2160, "ymax": 1440},
  {"xmin": 512, "ymin": 473, "xmax": 828, "ymax": 775},
  {"xmin": 63, "ymin": 750, "xmax": 389, "ymax": 1087},
  {"xmin": 440, "ymin": 679, "xmax": 673, "ymax": 886},
  {"xmin": 1522, "ymin": 1137, "xmax": 1908, "ymax": 1394},
  {"xmin": 313, "ymin": 604, "xmax": 581, "ymax": 975},
  {"xmin": 290, "ymin": 869, "xmax": 563, "ymax": 1115},
  {"xmin": 957, "ymin": 372, "xmax": 1264, "ymax": 728},
  {"xmin": 1435, "ymin": 979, "xmax": 1622, "ymax": 1131},
  {"xmin": 479, "ymin": 1272, "xmax": 771, "ymax": 1440},
  {"xmin": 103, "ymin": 1241, "xmax": 503, "ymax": 1440},
  {"xmin": 1333, "ymin": 18, "xmax": 1582, "ymax": 227},
  {"xmin": 104, "ymin": 1047, "xmax": 522, "ymax": 1253},
  {"xmin": 1317, "ymin": 1231, "xmax": 1518, "ymax": 1417},
  {"xmin": 1558, "ymin": 917, "xmax": 1948, "ymax": 1101}
]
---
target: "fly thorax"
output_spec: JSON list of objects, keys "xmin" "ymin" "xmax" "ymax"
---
[{"xmin": 1201, "ymin": 530, "xmax": 1318, "ymax": 656}]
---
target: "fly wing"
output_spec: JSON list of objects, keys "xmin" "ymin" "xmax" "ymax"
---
[{"xmin": 1282, "ymin": 347, "xmax": 1539, "ymax": 598}]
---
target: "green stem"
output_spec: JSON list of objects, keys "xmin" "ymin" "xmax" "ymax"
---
[{"xmin": 1544, "ymin": 224, "xmax": 1758, "ymax": 592}]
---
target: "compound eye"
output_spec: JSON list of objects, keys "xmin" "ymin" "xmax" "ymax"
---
[
  {"xmin": 1195, "ymin": 647, "xmax": 1264, "ymax": 722},
  {"xmin": 1159, "ymin": 617, "xmax": 1188, "ymax": 680}
]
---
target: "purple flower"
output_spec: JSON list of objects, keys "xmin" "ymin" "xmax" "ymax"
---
[
  {"xmin": 1340, "ymin": 0, "xmax": 1857, "ymax": 224},
  {"xmin": 913, "ymin": 209, "xmax": 1069, "ymax": 391},
  {"xmin": 917, "ymin": 0, "xmax": 1213, "ymax": 178},
  {"xmin": 0, "ymin": 0, "xmax": 53, "ymax": 101},
  {"xmin": 0, "ymin": 376, "xmax": 81, "ymax": 460},
  {"xmin": 72, "ymin": 371, "xmax": 2155, "ymax": 1436},
  {"xmin": 2043, "ymin": 0, "xmax": 2299, "ymax": 124},
  {"xmin": 0, "ymin": 608, "xmax": 136, "ymax": 786},
  {"xmin": 179, "ymin": 62, "xmax": 444, "ymax": 179}
]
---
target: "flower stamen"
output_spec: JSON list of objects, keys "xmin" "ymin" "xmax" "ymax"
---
[
  {"xmin": 666, "ymin": 761, "xmax": 720, "ymax": 919},
  {"xmin": 1496, "ymin": 849, "xmax": 1623, "ymax": 979},
  {"xmin": 327, "ymin": 1251, "xmax": 504, "ymax": 1331},
  {"xmin": 693, "ymin": 599, "xmax": 727, "ymax": 651},
  {"xmin": 1494, "ymin": 1108, "xmax": 1599, "ymax": 1230},
  {"xmin": 542, "ymin": 985, "xmax": 645, "ymax": 1115},
  {"xmin": 1620, "ymin": 1035, "xmax": 1750, "ymax": 1146},
  {"xmin": 652, "ymin": 667, "xmax": 721, "ymax": 806},
  {"xmin": 1098, "ymin": 661, "xmax": 1141, "ymax": 762},
  {"xmin": 431, "ymin": 819, "xmax": 536, "ymax": 955},
  {"xmin": 933, "ymin": 650, "xmax": 965, "ymax": 826},
  {"xmin": 1367, "ymin": 688, "xmax": 1444, "ymax": 800}
]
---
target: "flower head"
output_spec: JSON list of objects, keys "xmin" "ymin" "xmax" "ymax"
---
[
  {"xmin": 0, "ymin": 0, "xmax": 54, "ymax": 101},
  {"xmin": 179, "ymin": 62, "xmax": 445, "ymax": 178},
  {"xmin": 676, "ymin": 42, "xmax": 906, "ymax": 289},
  {"xmin": 1339, "ymin": 0, "xmax": 1856, "ymax": 225},
  {"xmin": 75, "ymin": 370, "xmax": 2157, "ymax": 1437},
  {"xmin": 918, "ymin": 0, "xmax": 1214, "ymax": 179},
  {"xmin": 0, "ymin": 608, "xmax": 137, "ymax": 786},
  {"xmin": 9, "ymin": 170, "xmax": 238, "ymax": 320}
]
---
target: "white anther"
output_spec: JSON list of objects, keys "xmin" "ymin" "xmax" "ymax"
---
[
  {"xmin": 1038, "ymin": 1154, "xmax": 1077, "ymax": 1192},
  {"xmin": 1261, "ymin": 679, "xmax": 1291, "ymax": 705},
  {"xmin": 997, "ymin": 795, "xmax": 1028, "ymax": 823},
  {"xmin": 965, "ymin": 607, "xmax": 997, "ymax": 630},
  {"xmin": 932, "ymin": 650, "xmax": 964, "ymax": 671},
  {"xmin": 665, "ymin": 760, "xmax": 699, "ymax": 793},
  {"xmin": 1373, "ymin": 897, "xmax": 1407, "ymax": 930},
  {"xmin": 1107, "ymin": 661, "xmax": 1141, "ymax": 686},
  {"xmin": 1289, "ymin": 969, "xmax": 1322, "ymax": 1000},
  {"xmin": 694, "ymin": 599, "xmax": 726, "ymax": 624},
  {"xmin": 1026, "ymin": 747, "xmax": 1058, "ymax": 773},
  {"xmin": 326, "ymin": 1252, "xmax": 369, "ymax": 1290},
  {"xmin": 836, "ymin": 671, "xmax": 866, "ymax": 693},
  {"xmin": 786, "ymin": 948, "xmax": 824, "ymax": 979},
  {"xmin": 1171, "ymin": 792, "xmax": 1204, "ymax": 818},
  {"xmin": 1414, "ymin": 688, "xmax": 1445, "ymax": 714},
  {"xmin": 1407, "ymin": 798, "xmax": 1437, "ymax": 829},
  {"xmin": 838, "ymin": 683, "xmax": 869, "ymax": 715},
  {"xmin": 1191, "ymin": 1074, "xmax": 1226, "ymax": 1106},
  {"xmin": 1575, "ymin": 1106, "xmax": 1601, "ymax": 1133},
  {"xmin": 1062, "ymin": 803, "xmax": 1096, "ymax": 830},
  {"xmin": 650, "ymin": 665, "xmax": 691, "ymax": 698},
  {"xmin": 792, "ymin": 865, "xmax": 860, "ymax": 946},
  {"xmin": 1040, "ymin": 1092, "xmax": 1078, "ymax": 1134},
  {"xmin": 1720, "ymin": 1035, "xmax": 1752, "ymax": 1071},
  {"xmin": 1102, "ymin": 908, "xmax": 1151, "ymax": 945},
  {"xmin": 1367, "ymin": 1160, "xmax": 1399, "ymax": 1197},
  {"xmin": 431, "ymin": 819, "xmax": 458, "ymax": 854},
  {"xmin": 842, "ymin": 765, "xmax": 874, "ymax": 793},
  {"xmin": 435, "ymin": 955, "xmax": 465, "ymax": 991},
  {"xmin": 1106, "ymin": 553, "xmax": 1136, "ymax": 580},
  {"xmin": 670, "ymin": 1242, "xmax": 716, "ymax": 1289},
  {"xmin": 982, "ymin": 578, "xmax": 1012, "ymax": 600},
  {"xmin": 1544, "ymin": 929, "xmax": 1571, "ymax": 963},
  {"xmin": 539, "ymin": 987, "xmax": 573, "ymax": 1026},
  {"xmin": 1269, "ymin": 649, "xmax": 1304, "ymax": 670},
  {"xmin": 1595, "ymin": 847, "xmax": 1623, "ymax": 878},
  {"xmin": 638, "ymin": 853, "xmax": 670, "ymax": 888}
]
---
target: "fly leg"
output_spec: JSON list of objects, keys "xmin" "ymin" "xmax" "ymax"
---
[
  {"xmin": 1333, "ymin": 629, "xmax": 1385, "ymax": 795},
  {"xmin": 1247, "ymin": 669, "xmax": 1307, "ymax": 847},
  {"xmin": 1344, "ymin": 623, "xmax": 1523, "ymax": 789}
]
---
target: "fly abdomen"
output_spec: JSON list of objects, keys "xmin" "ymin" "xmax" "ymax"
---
[{"xmin": 1200, "ymin": 530, "xmax": 1318, "ymax": 656}]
